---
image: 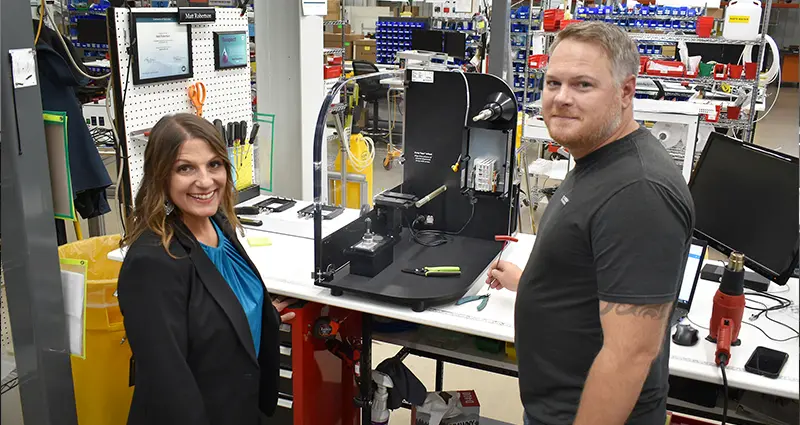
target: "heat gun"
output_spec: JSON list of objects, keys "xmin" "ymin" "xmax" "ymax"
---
[{"xmin": 707, "ymin": 252, "xmax": 746, "ymax": 365}]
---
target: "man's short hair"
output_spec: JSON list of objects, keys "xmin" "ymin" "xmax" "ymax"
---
[{"xmin": 549, "ymin": 21, "xmax": 640, "ymax": 86}]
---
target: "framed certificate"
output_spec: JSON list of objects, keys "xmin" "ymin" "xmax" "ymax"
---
[
  {"xmin": 213, "ymin": 31, "xmax": 248, "ymax": 70},
  {"xmin": 131, "ymin": 12, "xmax": 193, "ymax": 85}
]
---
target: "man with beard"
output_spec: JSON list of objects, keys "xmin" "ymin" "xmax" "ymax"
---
[{"xmin": 486, "ymin": 22, "xmax": 695, "ymax": 425}]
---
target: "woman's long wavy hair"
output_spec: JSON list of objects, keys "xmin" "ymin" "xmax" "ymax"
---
[{"xmin": 120, "ymin": 113, "xmax": 241, "ymax": 255}]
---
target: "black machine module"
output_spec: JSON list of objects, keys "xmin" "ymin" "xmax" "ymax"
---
[{"xmin": 313, "ymin": 70, "xmax": 520, "ymax": 312}]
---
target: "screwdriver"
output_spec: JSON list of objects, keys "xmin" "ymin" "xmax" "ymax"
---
[
  {"xmin": 488, "ymin": 235, "xmax": 519, "ymax": 289},
  {"xmin": 213, "ymin": 119, "xmax": 224, "ymax": 141},
  {"xmin": 243, "ymin": 123, "xmax": 260, "ymax": 168},
  {"xmin": 239, "ymin": 120, "xmax": 248, "ymax": 167}
]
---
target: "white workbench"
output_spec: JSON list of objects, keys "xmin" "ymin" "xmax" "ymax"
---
[
  {"xmin": 107, "ymin": 196, "xmax": 524, "ymax": 342},
  {"xmin": 108, "ymin": 197, "xmax": 799, "ymax": 400},
  {"xmin": 671, "ymin": 267, "xmax": 799, "ymax": 400}
]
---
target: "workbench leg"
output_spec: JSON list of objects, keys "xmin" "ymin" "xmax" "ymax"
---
[
  {"xmin": 361, "ymin": 313, "xmax": 373, "ymax": 424},
  {"xmin": 435, "ymin": 360, "xmax": 444, "ymax": 392}
]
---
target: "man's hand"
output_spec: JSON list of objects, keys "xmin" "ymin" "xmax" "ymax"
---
[
  {"xmin": 573, "ymin": 301, "xmax": 672, "ymax": 425},
  {"xmin": 271, "ymin": 297, "xmax": 298, "ymax": 323},
  {"xmin": 485, "ymin": 260, "xmax": 523, "ymax": 292}
]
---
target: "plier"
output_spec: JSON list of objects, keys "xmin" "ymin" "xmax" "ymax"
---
[
  {"xmin": 456, "ymin": 293, "xmax": 490, "ymax": 311},
  {"xmin": 401, "ymin": 266, "xmax": 461, "ymax": 277}
]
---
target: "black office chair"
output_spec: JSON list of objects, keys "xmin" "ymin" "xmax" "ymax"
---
[{"xmin": 352, "ymin": 60, "xmax": 389, "ymax": 140}]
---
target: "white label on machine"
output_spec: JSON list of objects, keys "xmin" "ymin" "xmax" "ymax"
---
[
  {"xmin": 411, "ymin": 70, "xmax": 434, "ymax": 84},
  {"xmin": 414, "ymin": 151, "xmax": 434, "ymax": 164},
  {"xmin": 10, "ymin": 48, "xmax": 37, "ymax": 88}
]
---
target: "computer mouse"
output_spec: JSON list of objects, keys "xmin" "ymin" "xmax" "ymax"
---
[{"xmin": 672, "ymin": 324, "xmax": 699, "ymax": 347}]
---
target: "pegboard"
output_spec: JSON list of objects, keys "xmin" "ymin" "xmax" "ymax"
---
[
  {"xmin": 111, "ymin": 8, "xmax": 254, "ymax": 201},
  {"xmin": 1, "ymin": 266, "xmax": 13, "ymax": 358}
]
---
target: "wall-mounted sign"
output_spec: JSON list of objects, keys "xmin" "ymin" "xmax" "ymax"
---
[{"xmin": 178, "ymin": 7, "xmax": 216, "ymax": 24}]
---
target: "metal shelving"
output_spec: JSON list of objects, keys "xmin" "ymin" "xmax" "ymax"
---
[
  {"xmin": 626, "ymin": 32, "xmax": 763, "ymax": 45},
  {"xmin": 637, "ymin": 75, "xmax": 757, "ymax": 87},
  {"xmin": 708, "ymin": 118, "xmax": 753, "ymax": 130},
  {"xmin": 511, "ymin": 0, "xmax": 773, "ymax": 143}
]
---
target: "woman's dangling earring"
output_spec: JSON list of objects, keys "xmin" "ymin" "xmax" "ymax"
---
[{"xmin": 164, "ymin": 199, "xmax": 175, "ymax": 215}]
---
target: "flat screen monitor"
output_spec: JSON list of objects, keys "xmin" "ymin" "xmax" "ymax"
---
[
  {"xmin": 411, "ymin": 30, "xmax": 443, "ymax": 53},
  {"xmin": 77, "ymin": 18, "xmax": 107, "ymax": 44},
  {"xmin": 444, "ymin": 32, "xmax": 466, "ymax": 58},
  {"xmin": 689, "ymin": 132, "xmax": 799, "ymax": 284},
  {"xmin": 214, "ymin": 31, "xmax": 248, "ymax": 70},
  {"xmin": 131, "ymin": 12, "xmax": 193, "ymax": 85}
]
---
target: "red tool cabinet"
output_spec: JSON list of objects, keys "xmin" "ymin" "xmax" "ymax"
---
[{"xmin": 271, "ymin": 302, "xmax": 362, "ymax": 425}]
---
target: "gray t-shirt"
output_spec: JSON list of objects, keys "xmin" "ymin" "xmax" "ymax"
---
[{"xmin": 515, "ymin": 127, "xmax": 695, "ymax": 425}]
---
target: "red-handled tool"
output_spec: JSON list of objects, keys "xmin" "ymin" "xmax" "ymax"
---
[
  {"xmin": 488, "ymin": 235, "xmax": 518, "ymax": 287},
  {"xmin": 715, "ymin": 318, "xmax": 733, "ymax": 366}
]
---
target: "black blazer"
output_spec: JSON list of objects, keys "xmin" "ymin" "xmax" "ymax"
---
[{"xmin": 118, "ymin": 214, "xmax": 280, "ymax": 425}]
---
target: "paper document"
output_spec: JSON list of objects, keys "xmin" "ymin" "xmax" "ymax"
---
[{"xmin": 60, "ymin": 266, "xmax": 87, "ymax": 358}]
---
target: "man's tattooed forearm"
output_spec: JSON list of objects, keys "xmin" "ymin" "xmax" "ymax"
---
[{"xmin": 598, "ymin": 302, "xmax": 671, "ymax": 319}]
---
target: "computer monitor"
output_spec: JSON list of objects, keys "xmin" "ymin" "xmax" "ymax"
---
[
  {"xmin": 77, "ymin": 18, "xmax": 108, "ymax": 45},
  {"xmin": 444, "ymin": 32, "xmax": 466, "ymax": 58},
  {"xmin": 689, "ymin": 132, "xmax": 799, "ymax": 285},
  {"xmin": 411, "ymin": 30, "xmax": 444, "ymax": 53}
]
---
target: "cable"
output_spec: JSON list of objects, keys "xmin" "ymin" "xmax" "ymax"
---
[
  {"xmin": 685, "ymin": 314, "xmax": 709, "ymax": 331},
  {"xmin": 407, "ymin": 201, "xmax": 476, "ymax": 247},
  {"xmin": 720, "ymin": 362, "xmax": 729, "ymax": 425},
  {"xmin": 453, "ymin": 69, "xmax": 470, "ymax": 127},
  {"xmin": 344, "ymin": 133, "xmax": 375, "ymax": 172},
  {"xmin": 742, "ymin": 320, "xmax": 800, "ymax": 343},
  {"xmin": 752, "ymin": 67, "xmax": 781, "ymax": 124},
  {"xmin": 764, "ymin": 310, "xmax": 800, "ymax": 336},
  {"xmin": 44, "ymin": 8, "xmax": 111, "ymax": 80},
  {"xmin": 740, "ymin": 35, "xmax": 780, "ymax": 85},
  {"xmin": 106, "ymin": 80, "xmax": 128, "ymax": 233},
  {"xmin": 744, "ymin": 290, "xmax": 792, "ymax": 320},
  {"xmin": 34, "ymin": 0, "xmax": 45, "ymax": 45}
]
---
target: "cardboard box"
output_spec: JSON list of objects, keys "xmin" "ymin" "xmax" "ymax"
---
[
  {"xmin": 354, "ymin": 39, "xmax": 376, "ymax": 63},
  {"xmin": 324, "ymin": 33, "xmax": 361, "ymax": 60},
  {"xmin": 705, "ymin": 7, "xmax": 724, "ymax": 19},
  {"xmin": 328, "ymin": 0, "xmax": 340, "ymax": 13},
  {"xmin": 661, "ymin": 45, "xmax": 677, "ymax": 57},
  {"xmin": 325, "ymin": 0, "xmax": 341, "ymax": 21},
  {"xmin": 325, "ymin": 11, "xmax": 340, "ymax": 21},
  {"xmin": 411, "ymin": 391, "xmax": 480, "ymax": 425}
]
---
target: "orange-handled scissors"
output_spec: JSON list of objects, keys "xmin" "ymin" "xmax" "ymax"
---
[{"xmin": 188, "ymin": 81, "xmax": 206, "ymax": 117}]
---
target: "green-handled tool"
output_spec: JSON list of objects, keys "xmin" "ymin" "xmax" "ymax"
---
[
  {"xmin": 456, "ymin": 294, "xmax": 490, "ymax": 311},
  {"xmin": 401, "ymin": 266, "xmax": 461, "ymax": 277}
]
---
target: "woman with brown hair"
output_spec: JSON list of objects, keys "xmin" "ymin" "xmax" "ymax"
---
[{"xmin": 117, "ymin": 113, "xmax": 294, "ymax": 425}]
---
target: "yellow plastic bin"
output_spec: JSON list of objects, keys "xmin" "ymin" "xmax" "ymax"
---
[{"xmin": 58, "ymin": 235, "xmax": 132, "ymax": 425}]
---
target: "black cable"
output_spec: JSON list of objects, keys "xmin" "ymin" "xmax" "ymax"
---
[
  {"xmin": 685, "ymin": 315, "xmax": 709, "ymax": 331},
  {"xmin": 720, "ymin": 362, "xmax": 729, "ymax": 425},
  {"xmin": 407, "ymin": 200, "xmax": 476, "ymax": 248},
  {"xmin": 764, "ymin": 310, "xmax": 800, "ymax": 336},
  {"xmin": 742, "ymin": 320, "xmax": 800, "ymax": 342}
]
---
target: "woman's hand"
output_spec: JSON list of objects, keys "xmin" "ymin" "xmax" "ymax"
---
[
  {"xmin": 485, "ymin": 260, "xmax": 523, "ymax": 292},
  {"xmin": 271, "ymin": 297, "xmax": 297, "ymax": 323}
]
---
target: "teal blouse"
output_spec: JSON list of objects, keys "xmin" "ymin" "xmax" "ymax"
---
[{"xmin": 200, "ymin": 220, "xmax": 264, "ymax": 356}]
